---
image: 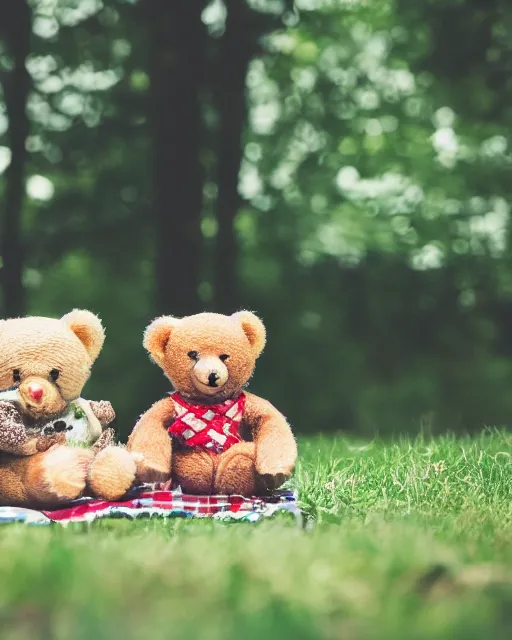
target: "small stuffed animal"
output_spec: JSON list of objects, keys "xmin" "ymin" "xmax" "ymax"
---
[
  {"xmin": 126, "ymin": 311, "xmax": 297, "ymax": 496},
  {"xmin": 0, "ymin": 385, "xmax": 115, "ymax": 450},
  {"xmin": 0, "ymin": 310, "xmax": 136, "ymax": 506}
]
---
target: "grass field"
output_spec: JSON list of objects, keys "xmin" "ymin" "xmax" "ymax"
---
[{"xmin": 1, "ymin": 430, "xmax": 512, "ymax": 639}]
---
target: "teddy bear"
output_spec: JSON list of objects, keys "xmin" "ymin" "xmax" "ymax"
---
[
  {"xmin": 125, "ymin": 311, "xmax": 297, "ymax": 496},
  {"xmin": 0, "ymin": 310, "xmax": 137, "ymax": 507}
]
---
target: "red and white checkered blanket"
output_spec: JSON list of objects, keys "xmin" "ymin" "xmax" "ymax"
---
[{"xmin": 0, "ymin": 487, "xmax": 301, "ymax": 526}]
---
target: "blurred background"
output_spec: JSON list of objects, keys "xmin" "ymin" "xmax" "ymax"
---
[{"xmin": 0, "ymin": 0, "xmax": 511, "ymax": 438}]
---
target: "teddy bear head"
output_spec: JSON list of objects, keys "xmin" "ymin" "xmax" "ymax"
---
[
  {"xmin": 144, "ymin": 311, "xmax": 266, "ymax": 402},
  {"xmin": 0, "ymin": 310, "xmax": 105, "ymax": 420}
]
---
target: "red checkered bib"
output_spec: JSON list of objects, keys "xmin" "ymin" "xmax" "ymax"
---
[{"xmin": 168, "ymin": 392, "xmax": 246, "ymax": 453}]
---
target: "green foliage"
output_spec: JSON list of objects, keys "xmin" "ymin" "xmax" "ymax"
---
[{"xmin": 1, "ymin": 433, "xmax": 512, "ymax": 638}]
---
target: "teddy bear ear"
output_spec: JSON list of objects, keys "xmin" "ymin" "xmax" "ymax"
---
[
  {"xmin": 61, "ymin": 309, "xmax": 105, "ymax": 363},
  {"xmin": 232, "ymin": 311, "xmax": 266, "ymax": 358},
  {"xmin": 143, "ymin": 316, "xmax": 181, "ymax": 367}
]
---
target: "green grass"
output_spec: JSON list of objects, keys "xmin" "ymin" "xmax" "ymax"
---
[{"xmin": 2, "ymin": 430, "xmax": 512, "ymax": 639}]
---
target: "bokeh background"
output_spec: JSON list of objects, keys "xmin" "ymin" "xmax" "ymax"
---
[{"xmin": 0, "ymin": 0, "xmax": 511, "ymax": 439}]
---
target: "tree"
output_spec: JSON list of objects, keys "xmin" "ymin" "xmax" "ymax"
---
[
  {"xmin": 145, "ymin": 0, "xmax": 208, "ymax": 317},
  {"xmin": 0, "ymin": 0, "xmax": 32, "ymax": 317},
  {"xmin": 214, "ymin": 1, "xmax": 256, "ymax": 313}
]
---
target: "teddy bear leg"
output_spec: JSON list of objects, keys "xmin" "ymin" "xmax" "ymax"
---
[
  {"xmin": 88, "ymin": 446, "xmax": 137, "ymax": 501},
  {"xmin": 0, "ymin": 458, "xmax": 32, "ymax": 505},
  {"xmin": 172, "ymin": 449, "xmax": 216, "ymax": 494},
  {"xmin": 214, "ymin": 442, "xmax": 257, "ymax": 497},
  {"xmin": 23, "ymin": 445, "xmax": 94, "ymax": 507}
]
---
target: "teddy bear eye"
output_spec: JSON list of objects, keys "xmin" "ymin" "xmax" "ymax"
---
[
  {"xmin": 49, "ymin": 369, "xmax": 60, "ymax": 381},
  {"xmin": 187, "ymin": 351, "xmax": 199, "ymax": 361},
  {"xmin": 219, "ymin": 354, "xmax": 229, "ymax": 362},
  {"xmin": 12, "ymin": 369, "xmax": 21, "ymax": 382}
]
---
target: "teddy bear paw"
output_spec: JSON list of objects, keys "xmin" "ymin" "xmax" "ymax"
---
[
  {"xmin": 88, "ymin": 400, "xmax": 116, "ymax": 427},
  {"xmin": 134, "ymin": 456, "xmax": 170, "ymax": 485},
  {"xmin": 255, "ymin": 447, "xmax": 295, "ymax": 486},
  {"xmin": 258, "ymin": 472, "xmax": 288, "ymax": 493},
  {"xmin": 40, "ymin": 446, "xmax": 94, "ymax": 503},
  {"xmin": 88, "ymin": 446, "xmax": 137, "ymax": 500}
]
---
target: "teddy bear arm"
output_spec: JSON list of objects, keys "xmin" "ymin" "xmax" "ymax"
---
[
  {"xmin": 0, "ymin": 401, "xmax": 28, "ymax": 453},
  {"xmin": 92, "ymin": 427, "xmax": 116, "ymax": 453},
  {"xmin": 127, "ymin": 397, "xmax": 175, "ymax": 483},
  {"xmin": 0, "ymin": 402, "xmax": 65, "ymax": 455},
  {"xmin": 88, "ymin": 400, "xmax": 116, "ymax": 427},
  {"xmin": 244, "ymin": 392, "xmax": 297, "ymax": 478}
]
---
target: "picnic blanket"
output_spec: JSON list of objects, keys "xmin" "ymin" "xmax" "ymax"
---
[{"xmin": 0, "ymin": 486, "xmax": 301, "ymax": 526}]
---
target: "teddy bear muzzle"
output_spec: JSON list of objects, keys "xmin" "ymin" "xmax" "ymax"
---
[
  {"xmin": 18, "ymin": 377, "xmax": 67, "ymax": 417},
  {"xmin": 192, "ymin": 356, "xmax": 229, "ymax": 393}
]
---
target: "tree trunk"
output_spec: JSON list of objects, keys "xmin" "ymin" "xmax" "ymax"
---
[
  {"xmin": 213, "ymin": 0, "xmax": 254, "ymax": 314},
  {"xmin": 147, "ymin": 0, "xmax": 207, "ymax": 317},
  {"xmin": 0, "ymin": 0, "xmax": 31, "ymax": 318}
]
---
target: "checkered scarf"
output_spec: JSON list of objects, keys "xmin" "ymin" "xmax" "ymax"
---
[{"xmin": 168, "ymin": 392, "xmax": 246, "ymax": 453}]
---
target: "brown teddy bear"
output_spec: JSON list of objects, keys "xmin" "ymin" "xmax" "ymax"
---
[
  {"xmin": 126, "ymin": 311, "xmax": 297, "ymax": 496},
  {"xmin": 0, "ymin": 310, "xmax": 136, "ymax": 506}
]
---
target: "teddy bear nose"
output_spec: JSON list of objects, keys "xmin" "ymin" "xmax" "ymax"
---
[
  {"xmin": 208, "ymin": 372, "xmax": 219, "ymax": 387},
  {"xmin": 27, "ymin": 383, "xmax": 44, "ymax": 402}
]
